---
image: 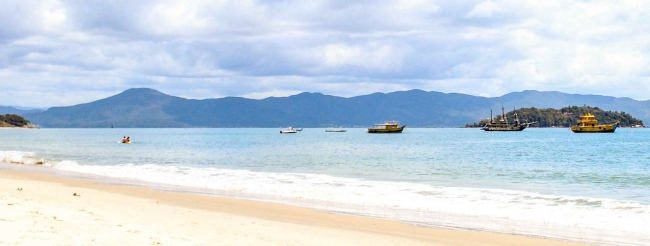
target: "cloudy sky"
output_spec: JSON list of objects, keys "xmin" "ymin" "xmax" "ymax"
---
[{"xmin": 1, "ymin": 0, "xmax": 649, "ymax": 107}]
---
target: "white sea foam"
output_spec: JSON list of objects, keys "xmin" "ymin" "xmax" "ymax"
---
[
  {"xmin": 49, "ymin": 162, "xmax": 650, "ymax": 245},
  {"xmin": 0, "ymin": 151, "xmax": 49, "ymax": 165}
]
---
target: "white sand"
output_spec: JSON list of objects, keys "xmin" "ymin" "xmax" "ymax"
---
[{"xmin": 0, "ymin": 168, "xmax": 589, "ymax": 245}]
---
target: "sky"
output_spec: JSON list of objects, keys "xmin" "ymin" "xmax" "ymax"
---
[{"xmin": 1, "ymin": 0, "xmax": 650, "ymax": 108}]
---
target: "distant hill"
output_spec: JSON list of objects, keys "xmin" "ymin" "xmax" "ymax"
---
[
  {"xmin": 467, "ymin": 106, "xmax": 644, "ymax": 127},
  {"xmin": 498, "ymin": 90, "xmax": 650, "ymax": 123},
  {"xmin": 24, "ymin": 88, "xmax": 650, "ymax": 128},
  {"xmin": 0, "ymin": 106, "xmax": 45, "ymax": 115},
  {"xmin": 27, "ymin": 88, "xmax": 186, "ymax": 128}
]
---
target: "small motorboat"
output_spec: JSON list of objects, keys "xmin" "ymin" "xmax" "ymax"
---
[
  {"xmin": 280, "ymin": 127, "xmax": 299, "ymax": 134},
  {"xmin": 324, "ymin": 129, "xmax": 347, "ymax": 132}
]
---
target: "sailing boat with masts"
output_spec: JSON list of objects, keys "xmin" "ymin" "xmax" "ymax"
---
[{"xmin": 481, "ymin": 105, "xmax": 535, "ymax": 131}]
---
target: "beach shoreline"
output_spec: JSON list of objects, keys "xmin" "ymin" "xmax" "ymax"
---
[{"xmin": 0, "ymin": 163, "xmax": 589, "ymax": 246}]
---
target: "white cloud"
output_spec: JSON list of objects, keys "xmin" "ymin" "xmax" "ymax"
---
[
  {"xmin": 320, "ymin": 43, "xmax": 407, "ymax": 71},
  {"xmin": 2, "ymin": 0, "xmax": 650, "ymax": 107},
  {"xmin": 465, "ymin": 0, "xmax": 499, "ymax": 18}
]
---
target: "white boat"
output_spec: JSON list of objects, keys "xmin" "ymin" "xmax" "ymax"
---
[
  {"xmin": 280, "ymin": 127, "xmax": 299, "ymax": 134},
  {"xmin": 324, "ymin": 129, "xmax": 347, "ymax": 132}
]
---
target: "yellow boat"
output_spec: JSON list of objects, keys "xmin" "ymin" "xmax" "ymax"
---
[
  {"xmin": 367, "ymin": 121, "xmax": 406, "ymax": 133},
  {"xmin": 570, "ymin": 113, "xmax": 619, "ymax": 133}
]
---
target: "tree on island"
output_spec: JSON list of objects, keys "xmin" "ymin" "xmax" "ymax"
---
[
  {"xmin": 466, "ymin": 106, "xmax": 644, "ymax": 128},
  {"xmin": 0, "ymin": 114, "xmax": 31, "ymax": 127}
]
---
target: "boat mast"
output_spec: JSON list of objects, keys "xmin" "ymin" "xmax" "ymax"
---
[
  {"xmin": 490, "ymin": 109, "xmax": 494, "ymax": 123},
  {"xmin": 514, "ymin": 106, "xmax": 520, "ymax": 125},
  {"xmin": 501, "ymin": 104, "xmax": 508, "ymax": 124}
]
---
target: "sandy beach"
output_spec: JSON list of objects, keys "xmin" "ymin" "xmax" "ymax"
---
[{"xmin": 0, "ymin": 165, "xmax": 589, "ymax": 246}]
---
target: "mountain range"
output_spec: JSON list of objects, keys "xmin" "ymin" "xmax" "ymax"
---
[
  {"xmin": 13, "ymin": 88, "xmax": 650, "ymax": 128},
  {"xmin": 0, "ymin": 106, "xmax": 44, "ymax": 115}
]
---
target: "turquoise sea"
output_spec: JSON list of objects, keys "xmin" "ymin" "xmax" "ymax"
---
[{"xmin": 1, "ymin": 128, "xmax": 649, "ymax": 245}]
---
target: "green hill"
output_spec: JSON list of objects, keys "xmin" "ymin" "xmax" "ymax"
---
[
  {"xmin": 0, "ymin": 114, "xmax": 31, "ymax": 127},
  {"xmin": 468, "ymin": 106, "xmax": 644, "ymax": 128}
]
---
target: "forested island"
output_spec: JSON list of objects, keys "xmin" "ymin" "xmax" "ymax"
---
[
  {"xmin": 0, "ymin": 114, "xmax": 34, "ymax": 127},
  {"xmin": 466, "ymin": 106, "xmax": 645, "ymax": 128}
]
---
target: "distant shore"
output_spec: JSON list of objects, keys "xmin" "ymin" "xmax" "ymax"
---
[
  {"xmin": 0, "ymin": 125, "xmax": 39, "ymax": 129},
  {"xmin": 0, "ymin": 163, "xmax": 588, "ymax": 246}
]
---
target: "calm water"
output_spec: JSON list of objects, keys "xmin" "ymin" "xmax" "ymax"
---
[{"xmin": 1, "ymin": 128, "xmax": 649, "ymax": 245}]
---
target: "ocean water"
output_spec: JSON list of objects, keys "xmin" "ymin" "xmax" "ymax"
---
[{"xmin": 1, "ymin": 128, "xmax": 649, "ymax": 245}]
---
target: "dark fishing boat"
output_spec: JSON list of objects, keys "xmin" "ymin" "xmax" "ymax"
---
[{"xmin": 481, "ymin": 106, "xmax": 535, "ymax": 131}]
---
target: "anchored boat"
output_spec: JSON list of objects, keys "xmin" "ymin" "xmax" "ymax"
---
[
  {"xmin": 280, "ymin": 127, "xmax": 299, "ymax": 134},
  {"xmin": 570, "ymin": 113, "xmax": 618, "ymax": 133},
  {"xmin": 325, "ymin": 129, "xmax": 347, "ymax": 132},
  {"xmin": 367, "ymin": 121, "xmax": 405, "ymax": 133},
  {"xmin": 482, "ymin": 106, "xmax": 535, "ymax": 131}
]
